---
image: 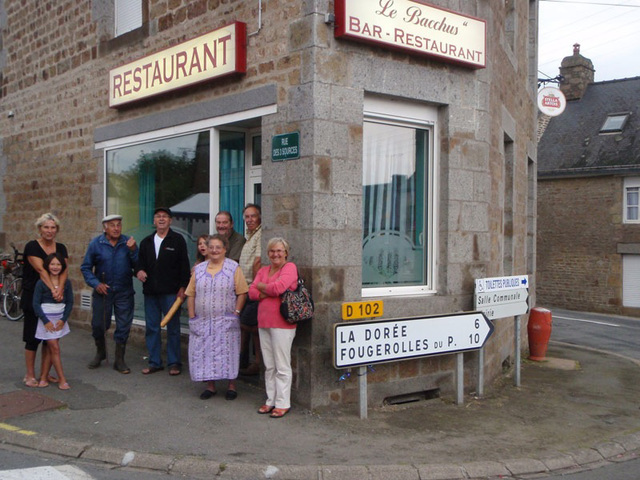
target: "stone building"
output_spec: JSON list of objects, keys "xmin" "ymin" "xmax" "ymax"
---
[
  {"xmin": 537, "ymin": 47, "xmax": 640, "ymax": 316},
  {"xmin": 0, "ymin": 1, "xmax": 539, "ymax": 408}
]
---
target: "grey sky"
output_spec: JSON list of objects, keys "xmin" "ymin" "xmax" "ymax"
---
[{"xmin": 538, "ymin": 0, "xmax": 640, "ymax": 82}]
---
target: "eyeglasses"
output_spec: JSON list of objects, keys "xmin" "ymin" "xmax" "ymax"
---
[{"xmin": 268, "ymin": 249, "xmax": 286, "ymax": 254}]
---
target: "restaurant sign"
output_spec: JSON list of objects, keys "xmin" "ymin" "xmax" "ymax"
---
[
  {"xmin": 335, "ymin": 0, "xmax": 486, "ymax": 69},
  {"xmin": 109, "ymin": 22, "xmax": 247, "ymax": 108}
]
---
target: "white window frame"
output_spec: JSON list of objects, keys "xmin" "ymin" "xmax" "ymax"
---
[
  {"xmin": 362, "ymin": 95, "xmax": 439, "ymax": 298},
  {"xmin": 624, "ymin": 177, "xmax": 640, "ymax": 224},
  {"xmin": 95, "ymin": 104, "xmax": 275, "ymax": 225}
]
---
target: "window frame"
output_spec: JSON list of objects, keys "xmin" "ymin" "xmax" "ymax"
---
[
  {"xmin": 624, "ymin": 177, "xmax": 640, "ymax": 224},
  {"xmin": 362, "ymin": 96, "xmax": 439, "ymax": 298}
]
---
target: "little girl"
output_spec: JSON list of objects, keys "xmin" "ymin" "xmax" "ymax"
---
[{"xmin": 33, "ymin": 252, "xmax": 74, "ymax": 390}]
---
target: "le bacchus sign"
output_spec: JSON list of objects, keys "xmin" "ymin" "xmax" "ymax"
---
[
  {"xmin": 335, "ymin": 0, "xmax": 486, "ymax": 69},
  {"xmin": 109, "ymin": 22, "xmax": 246, "ymax": 108}
]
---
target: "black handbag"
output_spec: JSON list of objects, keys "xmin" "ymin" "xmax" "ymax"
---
[{"xmin": 280, "ymin": 268, "xmax": 314, "ymax": 324}]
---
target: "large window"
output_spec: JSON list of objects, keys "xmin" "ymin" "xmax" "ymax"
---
[
  {"xmin": 362, "ymin": 97, "xmax": 437, "ymax": 296},
  {"xmin": 103, "ymin": 124, "xmax": 261, "ymax": 322},
  {"xmin": 624, "ymin": 177, "xmax": 639, "ymax": 223}
]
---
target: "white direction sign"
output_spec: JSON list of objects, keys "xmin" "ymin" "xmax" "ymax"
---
[
  {"xmin": 474, "ymin": 275, "xmax": 529, "ymax": 320},
  {"xmin": 334, "ymin": 312, "xmax": 494, "ymax": 369}
]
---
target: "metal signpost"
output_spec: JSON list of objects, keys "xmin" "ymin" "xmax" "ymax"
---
[
  {"xmin": 334, "ymin": 311, "xmax": 494, "ymax": 419},
  {"xmin": 474, "ymin": 275, "xmax": 529, "ymax": 393}
]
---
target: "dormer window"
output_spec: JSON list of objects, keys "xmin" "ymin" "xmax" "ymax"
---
[{"xmin": 600, "ymin": 113, "xmax": 630, "ymax": 134}]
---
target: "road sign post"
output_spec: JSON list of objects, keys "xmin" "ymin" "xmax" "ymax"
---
[
  {"xmin": 474, "ymin": 275, "xmax": 530, "ymax": 391},
  {"xmin": 334, "ymin": 311, "xmax": 494, "ymax": 416}
]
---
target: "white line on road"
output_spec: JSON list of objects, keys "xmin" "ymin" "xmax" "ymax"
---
[{"xmin": 553, "ymin": 315, "xmax": 620, "ymax": 327}]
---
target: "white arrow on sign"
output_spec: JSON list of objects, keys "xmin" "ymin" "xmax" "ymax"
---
[
  {"xmin": 334, "ymin": 312, "xmax": 494, "ymax": 369},
  {"xmin": 477, "ymin": 301, "xmax": 529, "ymax": 320}
]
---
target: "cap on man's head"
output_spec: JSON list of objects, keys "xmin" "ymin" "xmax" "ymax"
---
[
  {"xmin": 154, "ymin": 207, "xmax": 172, "ymax": 217},
  {"xmin": 102, "ymin": 214, "xmax": 123, "ymax": 224}
]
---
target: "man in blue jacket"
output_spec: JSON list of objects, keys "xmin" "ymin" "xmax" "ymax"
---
[
  {"xmin": 81, "ymin": 214, "xmax": 138, "ymax": 373},
  {"xmin": 135, "ymin": 207, "xmax": 191, "ymax": 376}
]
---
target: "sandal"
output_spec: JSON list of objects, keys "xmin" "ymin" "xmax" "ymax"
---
[
  {"xmin": 270, "ymin": 408, "xmax": 289, "ymax": 418},
  {"xmin": 200, "ymin": 389, "xmax": 217, "ymax": 400},
  {"xmin": 37, "ymin": 380, "xmax": 49, "ymax": 388},
  {"xmin": 58, "ymin": 382, "xmax": 71, "ymax": 390},
  {"xmin": 47, "ymin": 375, "xmax": 59, "ymax": 384},
  {"xmin": 168, "ymin": 365, "xmax": 181, "ymax": 376},
  {"xmin": 24, "ymin": 378, "xmax": 39, "ymax": 388},
  {"xmin": 141, "ymin": 366, "xmax": 164, "ymax": 375},
  {"xmin": 258, "ymin": 405, "xmax": 275, "ymax": 414}
]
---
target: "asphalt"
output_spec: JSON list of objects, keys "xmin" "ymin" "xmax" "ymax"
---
[{"xmin": 1, "ymin": 313, "xmax": 640, "ymax": 480}]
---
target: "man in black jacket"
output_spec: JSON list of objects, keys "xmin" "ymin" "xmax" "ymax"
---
[{"xmin": 135, "ymin": 207, "xmax": 190, "ymax": 375}]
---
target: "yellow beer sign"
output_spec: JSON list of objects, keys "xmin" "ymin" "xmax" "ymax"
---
[{"xmin": 342, "ymin": 300, "xmax": 383, "ymax": 320}]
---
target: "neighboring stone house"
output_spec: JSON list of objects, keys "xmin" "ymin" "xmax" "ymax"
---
[
  {"xmin": 1, "ymin": 1, "xmax": 539, "ymax": 408},
  {"xmin": 537, "ymin": 46, "xmax": 640, "ymax": 316}
]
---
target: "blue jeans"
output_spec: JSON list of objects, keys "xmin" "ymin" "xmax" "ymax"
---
[
  {"xmin": 91, "ymin": 290, "xmax": 134, "ymax": 344},
  {"xmin": 144, "ymin": 294, "xmax": 182, "ymax": 368}
]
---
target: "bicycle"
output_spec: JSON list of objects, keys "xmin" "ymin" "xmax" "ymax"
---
[
  {"xmin": 2, "ymin": 243, "xmax": 24, "ymax": 321},
  {"xmin": 0, "ymin": 251, "xmax": 14, "ymax": 316}
]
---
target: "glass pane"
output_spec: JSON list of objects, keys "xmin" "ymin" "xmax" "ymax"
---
[
  {"xmin": 628, "ymin": 188, "xmax": 639, "ymax": 220},
  {"xmin": 252, "ymin": 135, "xmax": 262, "ymax": 166},
  {"xmin": 362, "ymin": 122, "xmax": 427, "ymax": 287},
  {"xmin": 106, "ymin": 131, "xmax": 210, "ymax": 321}
]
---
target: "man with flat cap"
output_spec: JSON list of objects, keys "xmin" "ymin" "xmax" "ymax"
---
[
  {"xmin": 81, "ymin": 214, "xmax": 138, "ymax": 373},
  {"xmin": 135, "ymin": 207, "xmax": 190, "ymax": 376}
]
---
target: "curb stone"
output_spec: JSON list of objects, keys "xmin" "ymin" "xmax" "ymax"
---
[
  {"xmin": 368, "ymin": 464, "xmax": 420, "ymax": 480},
  {"xmin": 415, "ymin": 464, "xmax": 466, "ymax": 480},
  {"xmin": 503, "ymin": 458, "xmax": 547, "ymax": 476},
  {"xmin": 593, "ymin": 440, "xmax": 626, "ymax": 459},
  {"xmin": 568, "ymin": 447, "xmax": 604, "ymax": 465},
  {"xmin": 3, "ymin": 427, "xmax": 640, "ymax": 479},
  {"xmin": 461, "ymin": 460, "xmax": 511, "ymax": 478}
]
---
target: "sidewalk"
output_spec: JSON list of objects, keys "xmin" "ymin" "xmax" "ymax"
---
[{"xmin": 2, "ymin": 317, "xmax": 640, "ymax": 480}]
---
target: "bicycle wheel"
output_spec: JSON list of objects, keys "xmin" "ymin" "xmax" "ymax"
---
[
  {"xmin": 0, "ymin": 274, "xmax": 6, "ymax": 317},
  {"xmin": 4, "ymin": 277, "xmax": 23, "ymax": 321}
]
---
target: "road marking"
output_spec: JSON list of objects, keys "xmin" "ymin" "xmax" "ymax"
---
[
  {"xmin": 553, "ymin": 315, "xmax": 620, "ymax": 327},
  {"xmin": 0, "ymin": 465, "xmax": 95, "ymax": 479},
  {"xmin": 0, "ymin": 422, "xmax": 37, "ymax": 436}
]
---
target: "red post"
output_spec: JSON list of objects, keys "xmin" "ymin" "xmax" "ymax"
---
[{"xmin": 527, "ymin": 307, "xmax": 552, "ymax": 361}]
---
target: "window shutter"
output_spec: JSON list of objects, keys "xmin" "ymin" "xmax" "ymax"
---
[
  {"xmin": 623, "ymin": 254, "xmax": 640, "ymax": 307},
  {"xmin": 115, "ymin": 0, "xmax": 142, "ymax": 36}
]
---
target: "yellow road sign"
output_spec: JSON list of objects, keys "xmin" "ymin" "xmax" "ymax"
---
[{"xmin": 342, "ymin": 300, "xmax": 383, "ymax": 320}]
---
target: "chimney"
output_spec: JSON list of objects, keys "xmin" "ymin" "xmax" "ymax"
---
[{"xmin": 559, "ymin": 44, "xmax": 595, "ymax": 101}]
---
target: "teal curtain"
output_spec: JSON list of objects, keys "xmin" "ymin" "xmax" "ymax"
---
[{"xmin": 219, "ymin": 131, "xmax": 245, "ymax": 232}]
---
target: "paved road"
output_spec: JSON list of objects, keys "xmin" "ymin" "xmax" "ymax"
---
[
  {"xmin": 0, "ymin": 444, "xmax": 183, "ymax": 480},
  {"xmin": 550, "ymin": 308, "xmax": 640, "ymax": 360}
]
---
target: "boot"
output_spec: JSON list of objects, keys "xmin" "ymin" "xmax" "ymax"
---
[
  {"xmin": 113, "ymin": 343, "xmax": 131, "ymax": 374},
  {"xmin": 88, "ymin": 337, "xmax": 106, "ymax": 369}
]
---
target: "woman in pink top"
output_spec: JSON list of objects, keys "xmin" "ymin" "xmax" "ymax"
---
[{"xmin": 248, "ymin": 237, "xmax": 298, "ymax": 418}]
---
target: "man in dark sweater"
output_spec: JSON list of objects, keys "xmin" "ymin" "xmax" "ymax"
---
[{"xmin": 135, "ymin": 207, "xmax": 191, "ymax": 376}]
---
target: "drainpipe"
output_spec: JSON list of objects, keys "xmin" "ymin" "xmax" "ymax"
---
[{"xmin": 249, "ymin": 0, "xmax": 262, "ymax": 36}]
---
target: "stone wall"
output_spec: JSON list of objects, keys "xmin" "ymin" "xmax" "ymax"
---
[
  {"xmin": 1, "ymin": 0, "xmax": 539, "ymax": 408},
  {"xmin": 537, "ymin": 176, "xmax": 640, "ymax": 315}
]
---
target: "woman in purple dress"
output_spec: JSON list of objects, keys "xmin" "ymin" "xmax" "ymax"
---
[{"xmin": 186, "ymin": 234, "xmax": 248, "ymax": 400}]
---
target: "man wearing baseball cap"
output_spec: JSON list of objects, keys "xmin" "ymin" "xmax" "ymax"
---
[
  {"xmin": 135, "ymin": 207, "xmax": 190, "ymax": 376},
  {"xmin": 81, "ymin": 214, "xmax": 138, "ymax": 373}
]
